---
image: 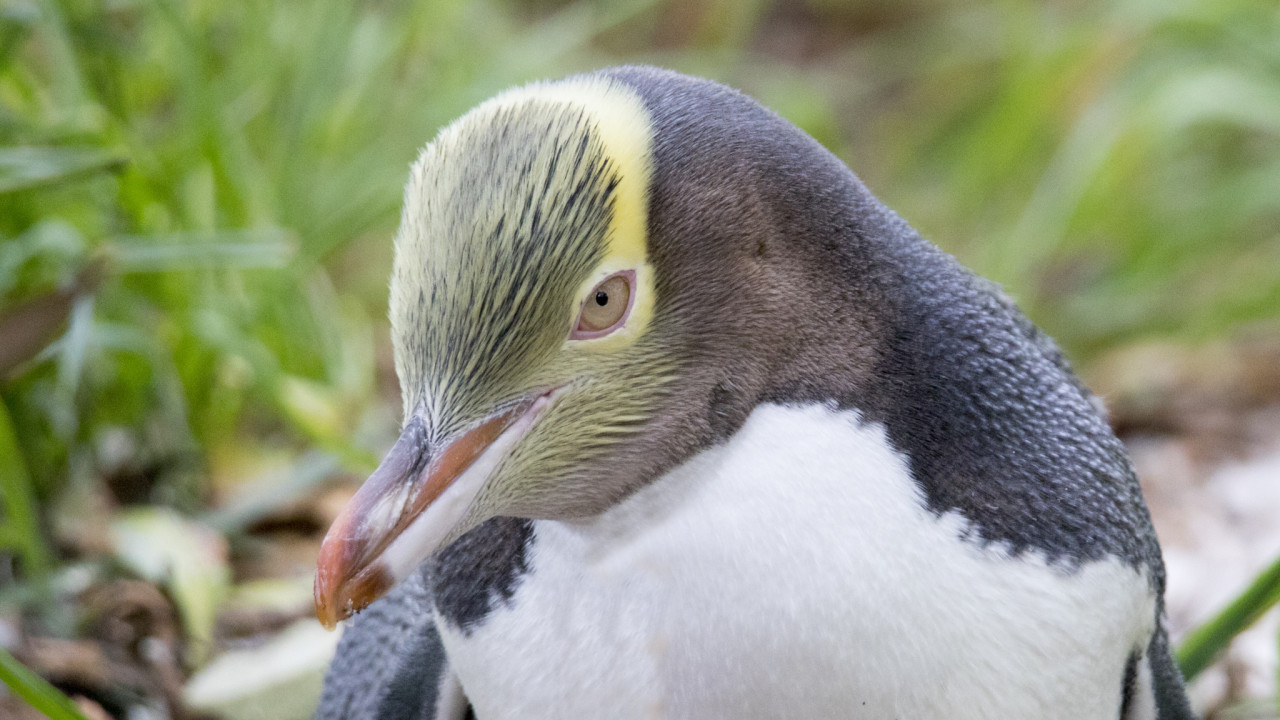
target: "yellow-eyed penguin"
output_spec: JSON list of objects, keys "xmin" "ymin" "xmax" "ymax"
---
[{"xmin": 312, "ymin": 66, "xmax": 1194, "ymax": 719}]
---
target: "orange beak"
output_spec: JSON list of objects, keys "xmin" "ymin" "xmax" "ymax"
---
[{"xmin": 314, "ymin": 398, "xmax": 538, "ymax": 629}]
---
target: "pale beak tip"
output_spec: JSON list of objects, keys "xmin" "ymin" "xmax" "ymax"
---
[
  {"xmin": 314, "ymin": 555, "xmax": 395, "ymax": 630},
  {"xmin": 311, "ymin": 397, "xmax": 547, "ymax": 631},
  {"xmin": 313, "ymin": 573, "xmax": 342, "ymax": 631}
]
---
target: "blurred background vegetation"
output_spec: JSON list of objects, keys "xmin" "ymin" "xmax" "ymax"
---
[{"xmin": 2, "ymin": 0, "xmax": 1278, "ymax": 718}]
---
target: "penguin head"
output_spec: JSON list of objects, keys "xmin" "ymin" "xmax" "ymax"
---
[
  {"xmin": 314, "ymin": 68, "xmax": 886, "ymax": 626},
  {"xmin": 386, "ymin": 82, "xmax": 665, "ymax": 518}
]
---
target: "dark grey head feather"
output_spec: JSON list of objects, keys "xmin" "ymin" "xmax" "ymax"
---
[{"xmin": 588, "ymin": 64, "xmax": 1156, "ymax": 571}]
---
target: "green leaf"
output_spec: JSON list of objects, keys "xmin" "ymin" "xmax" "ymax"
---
[
  {"xmin": 0, "ymin": 646, "xmax": 91, "ymax": 720},
  {"xmin": 1178, "ymin": 552, "xmax": 1280, "ymax": 681},
  {"xmin": 0, "ymin": 147, "xmax": 125, "ymax": 195},
  {"xmin": 108, "ymin": 230, "xmax": 295, "ymax": 272},
  {"xmin": 0, "ymin": 398, "xmax": 51, "ymax": 580}
]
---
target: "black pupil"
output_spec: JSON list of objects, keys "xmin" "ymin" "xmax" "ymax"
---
[{"xmin": 595, "ymin": 291, "xmax": 609, "ymax": 306}]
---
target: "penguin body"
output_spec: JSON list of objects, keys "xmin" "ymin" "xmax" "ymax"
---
[
  {"xmin": 314, "ymin": 67, "xmax": 1193, "ymax": 719},
  {"xmin": 437, "ymin": 404, "xmax": 1151, "ymax": 719}
]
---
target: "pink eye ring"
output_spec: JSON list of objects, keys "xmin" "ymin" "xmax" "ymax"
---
[{"xmin": 570, "ymin": 270, "xmax": 635, "ymax": 340}]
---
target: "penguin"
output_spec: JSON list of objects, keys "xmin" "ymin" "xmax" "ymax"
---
[{"xmin": 312, "ymin": 66, "xmax": 1195, "ymax": 719}]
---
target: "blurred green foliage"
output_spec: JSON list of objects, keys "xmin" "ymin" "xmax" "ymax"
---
[
  {"xmin": 0, "ymin": 644, "xmax": 90, "ymax": 720},
  {"xmin": 0, "ymin": 0, "xmax": 1278, "ymax": 709}
]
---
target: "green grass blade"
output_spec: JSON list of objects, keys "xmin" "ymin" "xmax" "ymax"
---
[
  {"xmin": 0, "ymin": 147, "xmax": 125, "ymax": 195},
  {"xmin": 1178, "ymin": 553, "xmax": 1280, "ymax": 681},
  {"xmin": 0, "ymin": 398, "xmax": 51, "ymax": 580},
  {"xmin": 108, "ymin": 230, "xmax": 295, "ymax": 272},
  {"xmin": 0, "ymin": 646, "xmax": 91, "ymax": 720}
]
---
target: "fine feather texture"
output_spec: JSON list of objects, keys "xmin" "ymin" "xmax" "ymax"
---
[
  {"xmin": 388, "ymin": 75, "xmax": 681, "ymax": 539},
  {"xmin": 317, "ymin": 66, "xmax": 1194, "ymax": 719},
  {"xmin": 315, "ymin": 566, "xmax": 451, "ymax": 719},
  {"xmin": 441, "ymin": 403, "xmax": 1156, "ymax": 719},
  {"xmin": 392, "ymin": 102, "xmax": 613, "ymax": 432}
]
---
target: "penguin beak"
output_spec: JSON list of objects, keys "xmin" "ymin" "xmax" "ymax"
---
[{"xmin": 313, "ymin": 391, "xmax": 556, "ymax": 629}]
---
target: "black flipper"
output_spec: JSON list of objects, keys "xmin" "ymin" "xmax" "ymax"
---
[{"xmin": 314, "ymin": 565, "xmax": 469, "ymax": 720}]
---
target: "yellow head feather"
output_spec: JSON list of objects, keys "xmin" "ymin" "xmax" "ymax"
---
[{"xmin": 388, "ymin": 74, "xmax": 670, "ymax": 516}]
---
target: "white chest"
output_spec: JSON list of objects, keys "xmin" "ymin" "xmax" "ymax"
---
[{"xmin": 437, "ymin": 403, "xmax": 1155, "ymax": 719}]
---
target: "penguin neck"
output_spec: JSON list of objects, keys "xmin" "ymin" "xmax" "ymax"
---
[{"xmin": 751, "ymin": 194, "xmax": 1158, "ymax": 571}]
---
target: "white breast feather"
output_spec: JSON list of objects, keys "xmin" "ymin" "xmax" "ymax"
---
[{"xmin": 437, "ymin": 403, "xmax": 1157, "ymax": 719}]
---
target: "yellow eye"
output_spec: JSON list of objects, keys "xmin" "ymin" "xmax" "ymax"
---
[{"xmin": 572, "ymin": 271, "xmax": 634, "ymax": 339}]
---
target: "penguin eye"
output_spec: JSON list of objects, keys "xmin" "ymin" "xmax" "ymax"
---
[{"xmin": 571, "ymin": 271, "xmax": 634, "ymax": 339}]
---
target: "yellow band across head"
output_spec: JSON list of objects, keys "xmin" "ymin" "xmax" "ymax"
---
[
  {"xmin": 473, "ymin": 76, "xmax": 657, "ymax": 351},
  {"xmin": 391, "ymin": 74, "xmax": 660, "ymax": 427}
]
